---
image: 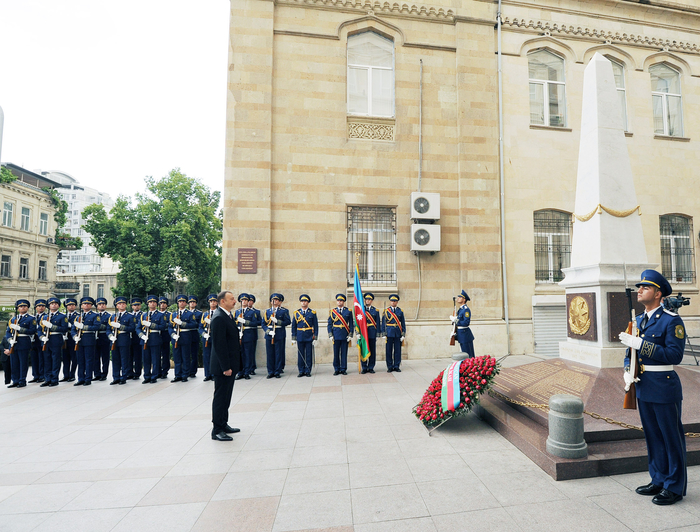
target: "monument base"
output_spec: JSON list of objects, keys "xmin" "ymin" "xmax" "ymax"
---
[
  {"xmin": 477, "ymin": 359, "xmax": 700, "ymax": 480},
  {"xmin": 559, "ymin": 342, "xmax": 626, "ymax": 368}
]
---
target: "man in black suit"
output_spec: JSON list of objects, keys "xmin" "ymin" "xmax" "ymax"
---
[{"xmin": 210, "ymin": 290, "xmax": 242, "ymax": 441}]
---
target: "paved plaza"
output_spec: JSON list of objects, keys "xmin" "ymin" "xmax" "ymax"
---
[{"xmin": 0, "ymin": 356, "xmax": 698, "ymax": 532}]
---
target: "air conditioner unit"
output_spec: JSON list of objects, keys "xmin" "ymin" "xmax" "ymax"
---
[
  {"xmin": 410, "ymin": 192, "xmax": 440, "ymax": 221},
  {"xmin": 411, "ymin": 224, "xmax": 440, "ymax": 252}
]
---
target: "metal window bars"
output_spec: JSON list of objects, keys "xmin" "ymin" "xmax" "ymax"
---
[
  {"xmin": 660, "ymin": 214, "xmax": 695, "ymax": 283},
  {"xmin": 534, "ymin": 210, "xmax": 572, "ymax": 283},
  {"xmin": 347, "ymin": 206, "xmax": 397, "ymax": 286}
]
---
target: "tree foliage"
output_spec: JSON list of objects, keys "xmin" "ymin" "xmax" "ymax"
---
[
  {"xmin": 0, "ymin": 166, "xmax": 17, "ymax": 184},
  {"xmin": 83, "ymin": 169, "xmax": 222, "ymax": 298}
]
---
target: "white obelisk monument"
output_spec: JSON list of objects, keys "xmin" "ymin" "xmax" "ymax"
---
[{"xmin": 559, "ymin": 53, "xmax": 653, "ymax": 368}]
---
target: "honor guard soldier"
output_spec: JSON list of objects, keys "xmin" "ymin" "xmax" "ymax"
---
[
  {"xmin": 38, "ymin": 298, "xmax": 69, "ymax": 387},
  {"xmin": 328, "ymin": 294, "xmax": 353, "ymax": 376},
  {"xmin": 263, "ymin": 293, "xmax": 290, "ymax": 378},
  {"xmin": 291, "ymin": 294, "xmax": 318, "ymax": 377},
  {"xmin": 4, "ymin": 299, "xmax": 37, "ymax": 388},
  {"xmin": 200, "ymin": 294, "xmax": 218, "ymax": 381},
  {"xmin": 169, "ymin": 294, "xmax": 196, "ymax": 382},
  {"xmin": 234, "ymin": 294, "xmax": 249, "ymax": 380},
  {"xmin": 137, "ymin": 295, "xmax": 168, "ymax": 383},
  {"xmin": 94, "ymin": 297, "xmax": 111, "ymax": 381},
  {"xmin": 70, "ymin": 297, "xmax": 102, "ymax": 386},
  {"xmin": 29, "ymin": 299, "xmax": 47, "ymax": 384},
  {"xmin": 450, "ymin": 290, "xmax": 475, "ymax": 358},
  {"xmin": 127, "ymin": 297, "xmax": 144, "ymax": 380},
  {"xmin": 158, "ymin": 297, "xmax": 171, "ymax": 379},
  {"xmin": 382, "ymin": 294, "xmax": 406, "ymax": 372},
  {"xmin": 61, "ymin": 298, "xmax": 79, "ymax": 382},
  {"xmin": 188, "ymin": 296, "xmax": 203, "ymax": 378},
  {"xmin": 108, "ymin": 296, "xmax": 135, "ymax": 385},
  {"xmin": 620, "ymin": 270, "xmax": 687, "ymax": 505},
  {"xmin": 247, "ymin": 295, "xmax": 261, "ymax": 375},
  {"xmin": 361, "ymin": 293, "xmax": 380, "ymax": 374}
]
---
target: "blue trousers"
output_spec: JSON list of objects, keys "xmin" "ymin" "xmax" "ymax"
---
[
  {"xmin": 160, "ymin": 340, "xmax": 171, "ymax": 377},
  {"xmin": 386, "ymin": 336, "xmax": 402, "ymax": 370},
  {"xmin": 112, "ymin": 344, "xmax": 130, "ymax": 381},
  {"xmin": 63, "ymin": 339, "xmax": 76, "ymax": 379},
  {"xmin": 10, "ymin": 348, "xmax": 29, "ymax": 385},
  {"xmin": 459, "ymin": 340, "xmax": 475, "ymax": 358},
  {"xmin": 31, "ymin": 344, "xmax": 44, "ymax": 379},
  {"xmin": 240, "ymin": 339, "xmax": 256, "ymax": 376},
  {"xmin": 297, "ymin": 341, "xmax": 313, "ymax": 374},
  {"xmin": 638, "ymin": 399, "xmax": 687, "ymax": 496},
  {"xmin": 127, "ymin": 341, "xmax": 142, "ymax": 378},
  {"xmin": 361, "ymin": 338, "xmax": 376, "ymax": 371},
  {"xmin": 44, "ymin": 338, "xmax": 63, "ymax": 384},
  {"xmin": 332, "ymin": 340, "xmax": 348, "ymax": 372},
  {"xmin": 173, "ymin": 339, "xmax": 191, "ymax": 379},
  {"xmin": 76, "ymin": 343, "xmax": 95, "ymax": 383},
  {"xmin": 265, "ymin": 335, "xmax": 285, "ymax": 376},
  {"xmin": 189, "ymin": 337, "xmax": 200, "ymax": 376},
  {"xmin": 143, "ymin": 342, "xmax": 160, "ymax": 379},
  {"xmin": 94, "ymin": 337, "xmax": 110, "ymax": 378},
  {"xmin": 203, "ymin": 342, "xmax": 212, "ymax": 378}
]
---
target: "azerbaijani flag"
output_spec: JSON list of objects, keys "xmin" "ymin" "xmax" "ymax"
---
[{"xmin": 353, "ymin": 264, "xmax": 371, "ymax": 362}]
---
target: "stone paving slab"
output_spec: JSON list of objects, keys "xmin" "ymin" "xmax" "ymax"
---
[{"xmin": 0, "ymin": 358, "xmax": 697, "ymax": 532}]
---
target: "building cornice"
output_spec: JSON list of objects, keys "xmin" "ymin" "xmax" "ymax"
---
[{"xmin": 274, "ymin": 0, "xmax": 455, "ymax": 23}]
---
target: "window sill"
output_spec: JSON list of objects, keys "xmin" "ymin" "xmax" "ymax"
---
[
  {"xmin": 624, "ymin": 132, "xmax": 633, "ymax": 137},
  {"xmin": 347, "ymin": 116, "xmax": 396, "ymax": 141},
  {"xmin": 534, "ymin": 283, "xmax": 565, "ymax": 294},
  {"xmin": 654, "ymin": 134, "xmax": 690, "ymax": 142},
  {"xmin": 529, "ymin": 124, "xmax": 572, "ymax": 132}
]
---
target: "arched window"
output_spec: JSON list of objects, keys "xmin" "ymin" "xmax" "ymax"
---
[
  {"xmin": 649, "ymin": 64, "xmax": 683, "ymax": 137},
  {"xmin": 607, "ymin": 57, "xmax": 628, "ymax": 131},
  {"xmin": 534, "ymin": 210, "xmax": 572, "ymax": 283},
  {"xmin": 528, "ymin": 50, "xmax": 566, "ymax": 127},
  {"xmin": 660, "ymin": 214, "xmax": 695, "ymax": 283},
  {"xmin": 347, "ymin": 32, "xmax": 395, "ymax": 117}
]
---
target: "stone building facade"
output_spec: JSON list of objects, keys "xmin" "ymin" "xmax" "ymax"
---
[{"xmin": 224, "ymin": 0, "xmax": 700, "ymax": 363}]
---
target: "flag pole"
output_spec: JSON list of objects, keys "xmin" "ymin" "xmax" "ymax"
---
[{"xmin": 356, "ymin": 252, "xmax": 362, "ymax": 374}]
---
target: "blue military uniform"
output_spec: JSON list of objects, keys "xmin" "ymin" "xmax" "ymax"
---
[
  {"xmin": 328, "ymin": 294, "xmax": 353, "ymax": 375},
  {"xmin": 38, "ymin": 298, "xmax": 70, "ymax": 387},
  {"xmin": 262, "ymin": 293, "xmax": 290, "ymax": 378},
  {"xmin": 169, "ymin": 295, "xmax": 197, "ymax": 382},
  {"xmin": 623, "ymin": 270, "xmax": 687, "ymax": 502},
  {"xmin": 291, "ymin": 294, "xmax": 318, "ymax": 377},
  {"xmin": 158, "ymin": 297, "xmax": 171, "ymax": 379},
  {"xmin": 128, "ymin": 298, "xmax": 144, "ymax": 380},
  {"xmin": 4, "ymin": 300, "xmax": 37, "ymax": 387},
  {"xmin": 29, "ymin": 299, "xmax": 47, "ymax": 383},
  {"xmin": 361, "ymin": 293, "xmax": 380, "ymax": 374},
  {"xmin": 234, "ymin": 294, "xmax": 250, "ymax": 379},
  {"xmin": 188, "ymin": 296, "xmax": 203, "ymax": 378},
  {"xmin": 200, "ymin": 294, "xmax": 218, "ymax": 381},
  {"xmin": 70, "ymin": 297, "xmax": 103, "ymax": 385},
  {"xmin": 61, "ymin": 298, "xmax": 79, "ymax": 381},
  {"xmin": 382, "ymin": 294, "xmax": 406, "ymax": 372},
  {"xmin": 94, "ymin": 297, "xmax": 112, "ymax": 381},
  {"xmin": 136, "ymin": 295, "xmax": 168, "ymax": 383},
  {"xmin": 108, "ymin": 297, "xmax": 135, "ymax": 384},
  {"xmin": 248, "ymin": 295, "xmax": 262, "ymax": 374},
  {"xmin": 453, "ymin": 289, "xmax": 475, "ymax": 358}
]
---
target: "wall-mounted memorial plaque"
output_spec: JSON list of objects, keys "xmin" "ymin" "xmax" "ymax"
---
[
  {"xmin": 238, "ymin": 248, "xmax": 257, "ymax": 274},
  {"xmin": 566, "ymin": 292, "xmax": 597, "ymax": 342},
  {"xmin": 607, "ymin": 292, "xmax": 645, "ymax": 342}
]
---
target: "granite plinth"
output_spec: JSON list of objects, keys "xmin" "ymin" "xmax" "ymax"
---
[{"xmin": 477, "ymin": 358, "xmax": 700, "ymax": 480}]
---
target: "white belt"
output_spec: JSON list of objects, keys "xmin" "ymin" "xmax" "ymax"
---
[
  {"xmin": 457, "ymin": 326, "xmax": 469, "ymax": 329},
  {"xmin": 17, "ymin": 334, "xmax": 29, "ymax": 337},
  {"xmin": 642, "ymin": 365, "xmax": 673, "ymax": 372},
  {"xmin": 49, "ymin": 332, "xmax": 62, "ymax": 336},
  {"xmin": 179, "ymin": 328, "xmax": 196, "ymax": 332}
]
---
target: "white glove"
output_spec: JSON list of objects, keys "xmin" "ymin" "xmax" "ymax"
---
[
  {"xmin": 8, "ymin": 339, "xmax": 15, "ymax": 347},
  {"xmin": 9, "ymin": 323, "xmax": 20, "ymax": 331},
  {"xmin": 41, "ymin": 319, "xmax": 52, "ymax": 328},
  {"xmin": 174, "ymin": 318, "xmax": 183, "ymax": 326},
  {"xmin": 172, "ymin": 333, "xmax": 180, "ymax": 341},
  {"xmin": 205, "ymin": 317, "xmax": 211, "ymax": 324},
  {"xmin": 623, "ymin": 369, "xmax": 639, "ymax": 391},
  {"xmin": 203, "ymin": 333, "xmax": 210, "ymax": 340},
  {"xmin": 400, "ymin": 336, "xmax": 405, "ymax": 342},
  {"xmin": 142, "ymin": 320, "xmax": 151, "ymax": 328},
  {"xmin": 619, "ymin": 332, "xmax": 642, "ymax": 351},
  {"xmin": 329, "ymin": 335, "xmax": 333, "ymax": 339},
  {"xmin": 291, "ymin": 340, "xmax": 297, "ymax": 346},
  {"xmin": 270, "ymin": 315, "xmax": 278, "ymax": 324},
  {"xmin": 109, "ymin": 320, "xmax": 119, "ymax": 329},
  {"xmin": 237, "ymin": 317, "xmax": 245, "ymax": 324},
  {"xmin": 347, "ymin": 337, "xmax": 352, "ymax": 343},
  {"xmin": 41, "ymin": 336, "xmax": 49, "ymax": 343},
  {"xmin": 312, "ymin": 340, "xmax": 317, "ymax": 346},
  {"xmin": 74, "ymin": 321, "xmax": 84, "ymax": 330},
  {"xmin": 108, "ymin": 334, "xmax": 116, "ymax": 342},
  {"xmin": 139, "ymin": 334, "xmax": 147, "ymax": 341},
  {"xmin": 449, "ymin": 315, "xmax": 457, "ymax": 323},
  {"xmin": 74, "ymin": 335, "xmax": 81, "ymax": 343}
]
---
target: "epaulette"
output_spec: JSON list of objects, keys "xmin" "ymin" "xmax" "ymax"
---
[
  {"xmin": 663, "ymin": 308, "xmax": 679, "ymax": 317},
  {"xmin": 311, "ymin": 310, "xmax": 316, "ymax": 314}
]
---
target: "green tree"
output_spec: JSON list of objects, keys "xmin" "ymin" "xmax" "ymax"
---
[
  {"xmin": 83, "ymin": 168, "xmax": 222, "ymax": 298},
  {"xmin": 0, "ymin": 166, "xmax": 17, "ymax": 184}
]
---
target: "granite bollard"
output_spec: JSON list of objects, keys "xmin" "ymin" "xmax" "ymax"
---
[{"xmin": 546, "ymin": 394, "xmax": 588, "ymax": 459}]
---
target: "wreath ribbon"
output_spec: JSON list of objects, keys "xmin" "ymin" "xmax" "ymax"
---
[{"xmin": 574, "ymin": 204, "xmax": 641, "ymax": 223}]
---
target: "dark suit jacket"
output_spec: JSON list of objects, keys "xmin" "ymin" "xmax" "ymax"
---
[{"xmin": 209, "ymin": 308, "xmax": 241, "ymax": 376}]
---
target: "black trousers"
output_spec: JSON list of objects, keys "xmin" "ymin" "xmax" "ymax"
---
[{"xmin": 212, "ymin": 374, "xmax": 235, "ymax": 434}]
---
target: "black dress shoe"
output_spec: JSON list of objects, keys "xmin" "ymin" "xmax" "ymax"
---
[
  {"xmin": 48, "ymin": 382, "xmax": 58, "ymax": 387},
  {"xmin": 190, "ymin": 374, "xmax": 197, "ymax": 378},
  {"xmin": 150, "ymin": 378, "xmax": 158, "ymax": 383},
  {"xmin": 250, "ymin": 371, "xmax": 256, "ymax": 375},
  {"xmin": 267, "ymin": 375, "xmax": 273, "ymax": 379},
  {"xmin": 28, "ymin": 378, "xmax": 40, "ymax": 384},
  {"xmin": 212, "ymin": 432, "xmax": 233, "ymax": 441},
  {"xmin": 244, "ymin": 375, "xmax": 251, "ymax": 380},
  {"xmin": 305, "ymin": 373, "xmax": 311, "ymax": 377},
  {"xmin": 235, "ymin": 374, "xmax": 243, "ymax": 380},
  {"xmin": 171, "ymin": 377, "xmax": 182, "ymax": 383},
  {"xmin": 18, "ymin": 383, "xmax": 26, "ymax": 388},
  {"xmin": 7, "ymin": 383, "xmax": 18, "ymax": 388},
  {"xmin": 333, "ymin": 371, "xmax": 340, "ymax": 376},
  {"xmin": 361, "ymin": 369, "xmax": 367, "ymax": 374},
  {"xmin": 274, "ymin": 374, "xmax": 281, "ymax": 379},
  {"xmin": 142, "ymin": 379, "xmax": 150, "ymax": 384},
  {"xmin": 38, "ymin": 378, "xmax": 45, "ymax": 383},
  {"xmin": 84, "ymin": 381, "xmax": 91, "ymax": 386},
  {"xmin": 67, "ymin": 378, "xmax": 75, "ymax": 382},
  {"xmin": 652, "ymin": 489, "xmax": 682, "ymax": 505},
  {"xmin": 224, "ymin": 425, "xmax": 240, "ymax": 434},
  {"xmin": 182, "ymin": 378, "xmax": 188, "ymax": 382},
  {"xmin": 636, "ymin": 483, "xmax": 663, "ymax": 496},
  {"xmin": 100, "ymin": 376, "xmax": 107, "ymax": 381},
  {"xmin": 110, "ymin": 380, "xmax": 119, "ymax": 385},
  {"xmin": 203, "ymin": 376, "xmax": 212, "ymax": 381},
  {"xmin": 394, "ymin": 368, "xmax": 401, "ymax": 372},
  {"xmin": 369, "ymin": 369, "xmax": 375, "ymax": 374},
  {"xmin": 118, "ymin": 380, "xmax": 127, "ymax": 385},
  {"xmin": 59, "ymin": 377, "xmax": 68, "ymax": 382},
  {"xmin": 341, "ymin": 371, "xmax": 347, "ymax": 375},
  {"xmin": 74, "ymin": 381, "xmax": 85, "ymax": 386},
  {"xmin": 40, "ymin": 382, "xmax": 50, "ymax": 387},
  {"xmin": 387, "ymin": 368, "xmax": 393, "ymax": 372},
  {"xmin": 298, "ymin": 373, "xmax": 304, "ymax": 378}
]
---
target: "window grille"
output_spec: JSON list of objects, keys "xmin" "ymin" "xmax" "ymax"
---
[
  {"xmin": 534, "ymin": 210, "xmax": 572, "ymax": 283},
  {"xmin": 660, "ymin": 214, "xmax": 695, "ymax": 283},
  {"xmin": 347, "ymin": 206, "xmax": 396, "ymax": 286}
]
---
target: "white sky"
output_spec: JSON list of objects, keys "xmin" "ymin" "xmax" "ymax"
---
[{"xmin": 0, "ymin": 0, "xmax": 230, "ymax": 202}]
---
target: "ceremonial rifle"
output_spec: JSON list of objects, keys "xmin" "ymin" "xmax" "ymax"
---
[
  {"xmin": 74, "ymin": 311, "xmax": 84, "ymax": 351},
  {"xmin": 174, "ymin": 309, "xmax": 181, "ymax": 349},
  {"xmin": 143, "ymin": 310, "xmax": 151, "ymax": 351},
  {"xmin": 8, "ymin": 313, "xmax": 18, "ymax": 355},
  {"xmin": 623, "ymin": 268, "xmax": 639, "ymax": 410},
  {"xmin": 40, "ymin": 311, "xmax": 49, "ymax": 352},
  {"xmin": 449, "ymin": 297, "xmax": 457, "ymax": 346},
  {"xmin": 269, "ymin": 306, "xmax": 277, "ymax": 345}
]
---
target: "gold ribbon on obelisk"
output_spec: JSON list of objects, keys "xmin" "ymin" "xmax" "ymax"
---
[{"xmin": 573, "ymin": 204, "xmax": 641, "ymax": 223}]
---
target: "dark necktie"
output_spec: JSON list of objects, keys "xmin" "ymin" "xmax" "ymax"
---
[{"xmin": 640, "ymin": 314, "xmax": 649, "ymax": 331}]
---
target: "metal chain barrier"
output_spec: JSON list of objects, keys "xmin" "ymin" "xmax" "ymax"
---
[{"xmin": 488, "ymin": 389, "xmax": 700, "ymax": 438}]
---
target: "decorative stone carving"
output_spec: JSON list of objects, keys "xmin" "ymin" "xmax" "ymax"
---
[
  {"xmin": 275, "ymin": 0, "xmax": 455, "ymax": 22},
  {"xmin": 347, "ymin": 120, "xmax": 395, "ymax": 140}
]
